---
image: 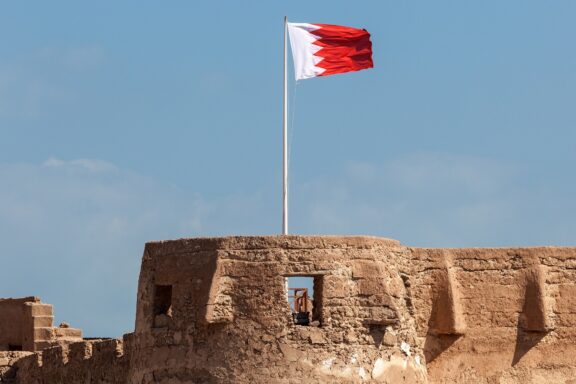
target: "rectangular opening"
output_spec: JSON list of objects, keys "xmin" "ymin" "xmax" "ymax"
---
[
  {"xmin": 8, "ymin": 344, "xmax": 22, "ymax": 351},
  {"xmin": 154, "ymin": 285, "xmax": 172, "ymax": 315},
  {"xmin": 153, "ymin": 285, "xmax": 172, "ymax": 328},
  {"xmin": 286, "ymin": 276, "xmax": 323, "ymax": 326}
]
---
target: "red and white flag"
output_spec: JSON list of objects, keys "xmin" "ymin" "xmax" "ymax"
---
[{"xmin": 287, "ymin": 22, "xmax": 374, "ymax": 80}]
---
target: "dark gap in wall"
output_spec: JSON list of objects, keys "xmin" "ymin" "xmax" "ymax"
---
[
  {"xmin": 154, "ymin": 285, "xmax": 173, "ymax": 316},
  {"xmin": 8, "ymin": 344, "xmax": 22, "ymax": 351},
  {"xmin": 152, "ymin": 285, "xmax": 173, "ymax": 328}
]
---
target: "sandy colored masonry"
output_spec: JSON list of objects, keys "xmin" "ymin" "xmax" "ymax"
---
[
  {"xmin": 2, "ymin": 235, "xmax": 576, "ymax": 383},
  {"xmin": 0, "ymin": 297, "xmax": 82, "ymax": 353}
]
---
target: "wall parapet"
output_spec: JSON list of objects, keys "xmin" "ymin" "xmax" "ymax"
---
[{"xmin": 12, "ymin": 337, "xmax": 129, "ymax": 384}]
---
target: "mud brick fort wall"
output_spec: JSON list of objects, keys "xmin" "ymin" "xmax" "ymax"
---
[
  {"xmin": 2, "ymin": 236, "xmax": 576, "ymax": 383},
  {"xmin": 0, "ymin": 297, "xmax": 82, "ymax": 353}
]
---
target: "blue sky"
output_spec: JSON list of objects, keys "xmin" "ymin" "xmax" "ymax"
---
[{"xmin": 1, "ymin": 1, "xmax": 575, "ymax": 337}]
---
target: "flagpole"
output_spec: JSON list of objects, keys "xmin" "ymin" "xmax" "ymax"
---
[{"xmin": 282, "ymin": 16, "xmax": 288, "ymax": 235}]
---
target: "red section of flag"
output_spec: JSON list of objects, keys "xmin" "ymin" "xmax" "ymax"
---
[{"xmin": 311, "ymin": 24, "xmax": 373, "ymax": 77}]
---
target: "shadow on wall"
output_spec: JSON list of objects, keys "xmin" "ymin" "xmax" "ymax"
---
[
  {"xmin": 512, "ymin": 267, "xmax": 551, "ymax": 366},
  {"xmin": 368, "ymin": 325, "xmax": 385, "ymax": 348},
  {"xmin": 424, "ymin": 264, "xmax": 552, "ymax": 366},
  {"xmin": 423, "ymin": 267, "xmax": 465, "ymax": 363},
  {"xmin": 511, "ymin": 325, "xmax": 548, "ymax": 367},
  {"xmin": 424, "ymin": 333, "xmax": 461, "ymax": 363},
  {"xmin": 422, "ymin": 297, "xmax": 463, "ymax": 363}
]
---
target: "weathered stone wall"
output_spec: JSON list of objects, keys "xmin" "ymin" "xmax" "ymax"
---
[
  {"xmin": 4, "ymin": 236, "xmax": 576, "ymax": 383},
  {"xmin": 0, "ymin": 351, "xmax": 33, "ymax": 382},
  {"xmin": 410, "ymin": 247, "xmax": 576, "ymax": 383},
  {"xmin": 12, "ymin": 338, "xmax": 128, "ymax": 384},
  {"xmin": 0, "ymin": 297, "xmax": 82, "ymax": 352},
  {"xmin": 129, "ymin": 236, "xmax": 426, "ymax": 383},
  {"xmin": 0, "ymin": 297, "xmax": 36, "ymax": 351}
]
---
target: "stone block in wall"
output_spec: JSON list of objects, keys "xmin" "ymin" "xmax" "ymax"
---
[
  {"xmin": 92, "ymin": 339, "xmax": 124, "ymax": 359},
  {"xmin": 556, "ymin": 284, "xmax": 576, "ymax": 314},
  {"xmin": 360, "ymin": 307, "xmax": 398, "ymax": 325},
  {"xmin": 33, "ymin": 327, "xmax": 55, "ymax": 341},
  {"xmin": 357, "ymin": 278, "xmax": 388, "ymax": 296},
  {"xmin": 459, "ymin": 283, "xmax": 523, "ymax": 300},
  {"xmin": 68, "ymin": 341, "xmax": 93, "ymax": 362},
  {"xmin": 323, "ymin": 275, "xmax": 350, "ymax": 298},
  {"xmin": 34, "ymin": 341, "xmax": 54, "ymax": 351},
  {"xmin": 555, "ymin": 313, "xmax": 576, "ymax": 327},
  {"xmin": 55, "ymin": 327, "xmax": 82, "ymax": 339},
  {"xmin": 42, "ymin": 345, "xmax": 68, "ymax": 366},
  {"xmin": 352, "ymin": 260, "xmax": 383, "ymax": 279},
  {"xmin": 25, "ymin": 303, "xmax": 53, "ymax": 317},
  {"xmin": 32, "ymin": 316, "xmax": 54, "ymax": 328},
  {"xmin": 358, "ymin": 294, "xmax": 395, "ymax": 308}
]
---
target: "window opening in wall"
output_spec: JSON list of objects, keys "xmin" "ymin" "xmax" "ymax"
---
[
  {"xmin": 8, "ymin": 344, "xmax": 22, "ymax": 351},
  {"xmin": 287, "ymin": 276, "xmax": 323, "ymax": 326},
  {"xmin": 153, "ymin": 284, "xmax": 172, "ymax": 328}
]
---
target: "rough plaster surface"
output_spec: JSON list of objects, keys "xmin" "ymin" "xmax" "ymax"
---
[
  {"xmin": 3, "ymin": 236, "xmax": 576, "ymax": 383},
  {"xmin": 0, "ymin": 297, "xmax": 82, "ymax": 353}
]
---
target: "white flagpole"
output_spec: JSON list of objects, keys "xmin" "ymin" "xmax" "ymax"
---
[{"xmin": 283, "ymin": 16, "xmax": 289, "ymax": 235}]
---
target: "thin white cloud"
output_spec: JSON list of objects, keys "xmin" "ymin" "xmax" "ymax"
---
[
  {"xmin": 293, "ymin": 152, "xmax": 575, "ymax": 247},
  {"xmin": 0, "ymin": 158, "xmax": 275, "ymax": 336},
  {"xmin": 0, "ymin": 159, "xmax": 210, "ymax": 336},
  {"xmin": 43, "ymin": 157, "xmax": 119, "ymax": 173},
  {"xmin": 345, "ymin": 153, "xmax": 515, "ymax": 195}
]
